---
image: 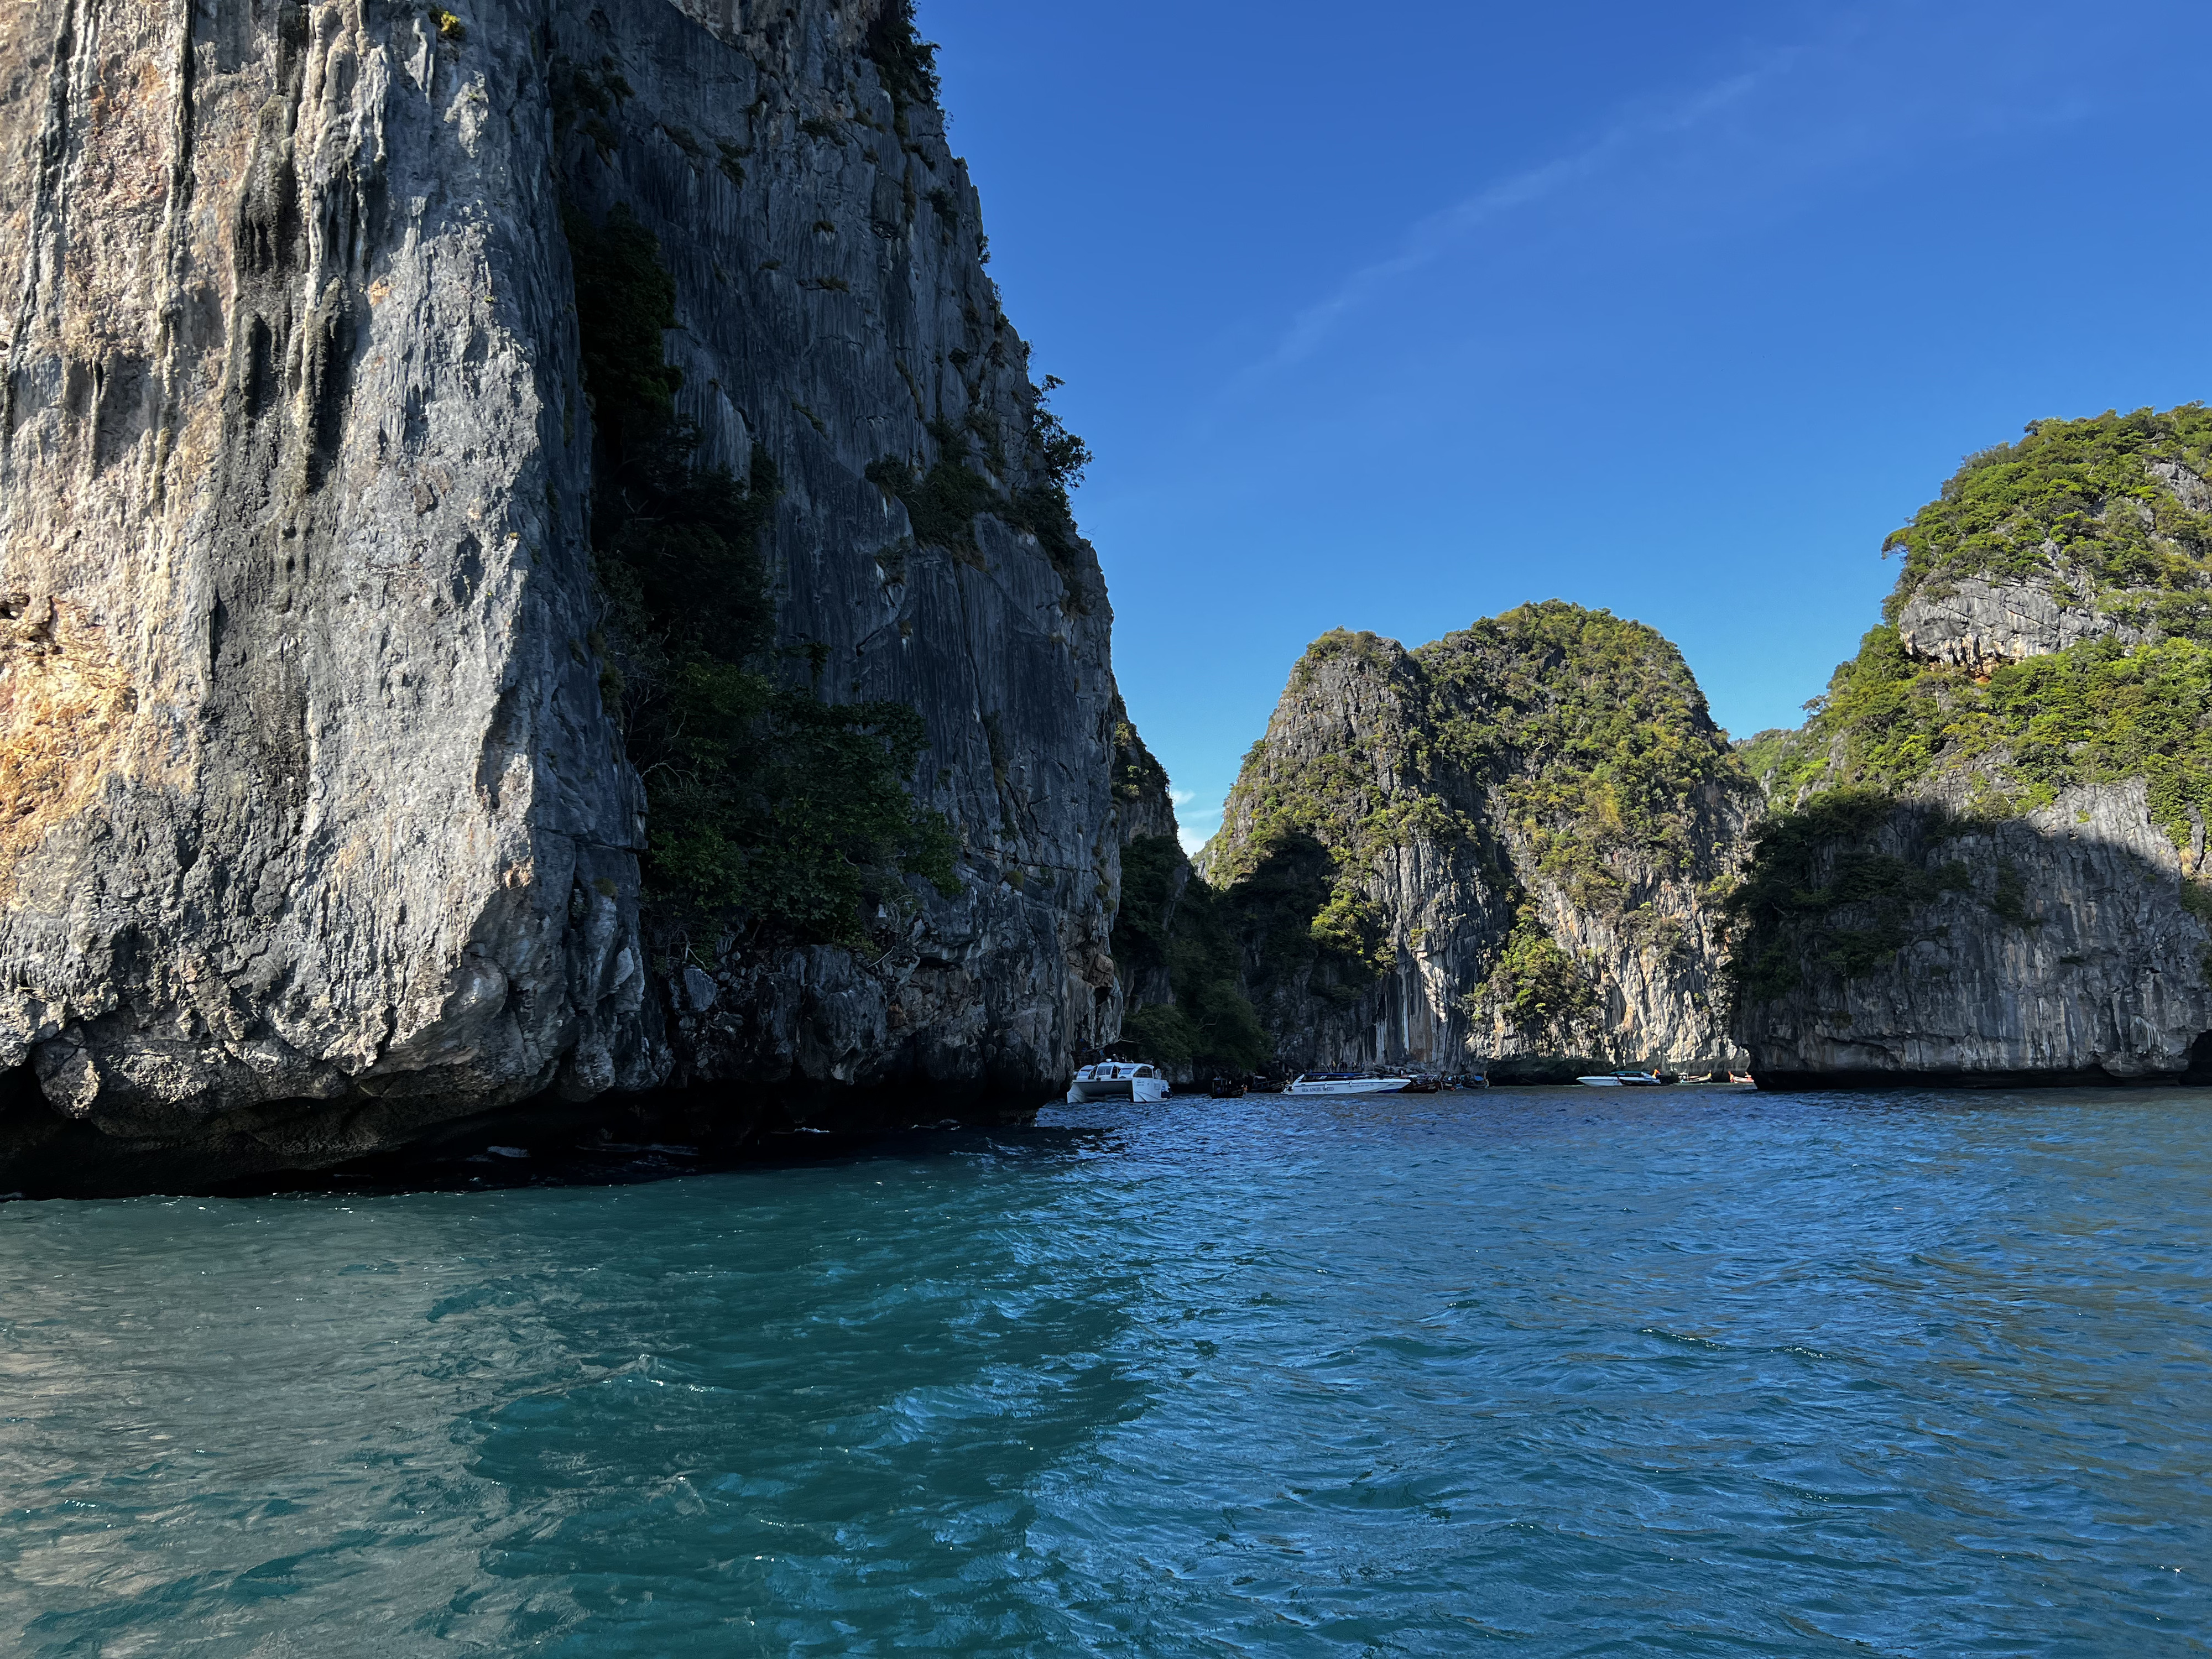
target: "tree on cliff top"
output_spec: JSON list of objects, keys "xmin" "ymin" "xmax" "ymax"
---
[
  {"xmin": 1756, "ymin": 405, "xmax": 2212, "ymax": 837},
  {"xmin": 1207, "ymin": 602, "xmax": 1749, "ymax": 917}
]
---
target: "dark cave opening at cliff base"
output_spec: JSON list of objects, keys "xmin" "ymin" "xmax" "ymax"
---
[{"xmin": 1755, "ymin": 1062, "xmax": 2212, "ymax": 1092}]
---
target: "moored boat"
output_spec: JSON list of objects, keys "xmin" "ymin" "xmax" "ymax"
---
[
  {"xmin": 1576, "ymin": 1070, "xmax": 1667, "ymax": 1087},
  {"xmin": 1286, "ymin": 1072, "xmax": 1413, "ymax": 1096},
  {"xmin": 1066, "ymin": 1061, "xmax": 1170, "ymax": 1104}
]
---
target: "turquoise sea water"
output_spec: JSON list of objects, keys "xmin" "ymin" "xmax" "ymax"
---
[{"xmin": 2, "ymin": 1086, "xmax": 2209, "ymax": 1655}]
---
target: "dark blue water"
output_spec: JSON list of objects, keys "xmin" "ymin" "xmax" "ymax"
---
[{"xmin": 3, "ymin": 1086, "xmax": 2209, "ymax": 1656}]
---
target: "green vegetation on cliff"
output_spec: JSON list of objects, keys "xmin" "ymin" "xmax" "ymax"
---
[
  {"xmin": 1761, "ymin": 624, "xmax": 2212, "ymax": 841},
  {"xmin": 865, "ymin": 383, "xmax": 1093, "ymax": 601},
  {"xmin": 1105, "ymin": 711, "xmax": 1272, "ymax": 1072},
  {"xmin": 1206, "ymin": 602, "xmax": 1745, "ymax": 932},
  {"xmin": 864, "ymin": 0, "xmax": 940, "ymax": 114},
  {"xmin": 1475, "ymin": 914, "xmax": 1597, "ymax": 1037},
  {"xmin": 1736, "ymin": 639, "xmax": 2212, "ymax": 990},
  {"xmin": 1725, "ymin": 791, "xmax": 1976, "ymax": 998},
  {"xmin": 1883, "ymin": 405, "xmax": 2212, "ymax": 614},
  {"xmin": 1193, "ymin": 603, "xmax": 1744, "ymax": 1058},
  {"xmin": 1421, "ymin": 603, "xmax": 1746, "ymax": 912},
  {"xmin": 1112, "ymin": 712, "xmax": 1170, "ymax": 811},
  {"xmin": 1732, "ymin": 405, "xmax": 2212, "ymax": 998},
  {"xmin": 568, "ymin": 205, "xmax": 957, "ymax": 944},
  {"xmin": 1203, "ymin": 627, "xmax": 1434, "ymax": 895},
  {"xmin": 1112, "ymin": 835, "xmax": 1271, "ymax": 1074},
  {"xmin": 1752, "ymin": 406, "xmax": 2212, "ymax": 846}
]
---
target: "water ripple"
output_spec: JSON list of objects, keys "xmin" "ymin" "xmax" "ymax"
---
[{"xmin": 2, "ymin": 1087, "xmax": 2209, "ymax": 1653}]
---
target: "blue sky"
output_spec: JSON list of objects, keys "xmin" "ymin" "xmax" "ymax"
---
[{"xmin": 924, "ymin": 1, "xmax": 2212, "ymax": 852}]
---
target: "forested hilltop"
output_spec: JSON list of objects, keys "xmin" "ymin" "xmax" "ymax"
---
[
  {"xmin": 1119, "ymin": 603, "xmax": 1754, "ymax": 1081},
  {"xmin": 1730, "ymin": 405, "xmax": 2212, "ymax": 1083}
]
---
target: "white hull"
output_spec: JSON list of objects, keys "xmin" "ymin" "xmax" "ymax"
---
[
  {"xmin": 1066, "ymin": 1077, "xmax": 1169, "ymax": 1104},
  {"xmin": 1286, "ymin": 1076, "xmax": 1412, "ymax": 1096},
  {"xmin": 1066, "ymin": 1061, "xmax": 1169, "ymax": 1104},
  {"xmin": 1575, "ymin": 1076, "xmax": 1625, "ymax": 1087}
]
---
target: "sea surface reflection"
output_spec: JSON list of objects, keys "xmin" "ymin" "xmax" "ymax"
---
[{"xmin": 2, "ymin": 1085, "xmax": 2208, "ymax": 1654}]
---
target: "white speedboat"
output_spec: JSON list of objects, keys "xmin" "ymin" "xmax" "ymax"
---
[
  {"xmin": 1576, "ymin": 1070, "xmax": 1666, "ymax": 1087},
  {"xmin": 1066, "ymin": 1061, "xmax": 1169, "ymax": 1104},
  {"xmin": 1285, "ymin": 1072, "xmax": 1413, "ymax": 1096}
]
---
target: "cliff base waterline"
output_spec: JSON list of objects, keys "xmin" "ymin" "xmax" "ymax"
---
[{"xmin": 0, "ymin": 1068, "xmax": 1041, "ymax": 1202}]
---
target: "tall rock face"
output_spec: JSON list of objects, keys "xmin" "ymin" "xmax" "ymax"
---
[
  {"xmin": 557, "ymin": 0, "xmax": 1122, "ymax": 1115},
  {"xmin": 1199, "ymin": 606, "xmax": 1752, "ymax": 1079},
  {"xmin": 0, "ymin": 0, "xmax": 1123, "ymax": 1192},
  {"xmin": 0, "ymin": 0, "xmax": 651, "ymax": 1189},
  {"xmin": 1097, "ymin": 704, "xmax": 1270, "ymax": 1082},
  {"xmin": 1733, "ymin": 408, "xmax": 2212, "ymax": 1085}
]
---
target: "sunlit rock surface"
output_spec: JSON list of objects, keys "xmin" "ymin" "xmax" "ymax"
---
[{"xmin": 0, "ymin": 0, "xmax": 1127, "ymax": 1191}]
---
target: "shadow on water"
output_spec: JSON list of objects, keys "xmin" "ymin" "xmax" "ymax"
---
[
  {"xmin": 228, "ymin": 1117, "xmax": 1129, "ymax": 1201},
  {"xmin": 205, "ymin": 1083, "xmax": 1759, "ymax": 1200},
  {"xmin": 231, "ymin": 1079, "xmax": 2212, "ymax": 1201}
]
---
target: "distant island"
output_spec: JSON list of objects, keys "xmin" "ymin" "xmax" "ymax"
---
[{"xmin": 1119, "ymin": 408, "xmax": 2212, "ymax": 1092}]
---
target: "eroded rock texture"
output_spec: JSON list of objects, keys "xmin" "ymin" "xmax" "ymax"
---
[
  {"xmin": 0, "ymin": 0, "xmax": 1125, "ymax": 1191},
  {"xmin": 1895, "ymin": 573, "xmax": 2142, "ymax": 674},
  {"xmin": 568, "ymin": 0, "xmax": 1121, "ymax": 1118},
  {"xmin": 1103, "ymin": 696, "xmax": 1179, "ymax": 1017},
  {"xmin": 0, "ymin": 0, "xmax": 649, "ymax": 1190}
]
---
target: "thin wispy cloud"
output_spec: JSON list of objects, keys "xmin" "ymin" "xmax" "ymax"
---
[
  {"xmin": 1249, "ymin": 56, "xmax": 1791, "ymax": 377},
  {"xmin": 1172, "ymin": 787, "xmax": 1219, "ymax": 857}
]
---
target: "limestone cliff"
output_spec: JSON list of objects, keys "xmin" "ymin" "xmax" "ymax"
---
[
  {"xmin": 1732, "ymin": 407, "xmax": 2212, "ymax": 1084},
  {"xmin": 558, "ymin": 0, "xmax": 1124, "ymax": 1115},
  {"xmin": 1198, "ymin": 606, "xmax": 1752, "ymax": 1079},
  {"xmin": 0, "ymin": 0, "xmax": 1127, "ymax": 1192}
]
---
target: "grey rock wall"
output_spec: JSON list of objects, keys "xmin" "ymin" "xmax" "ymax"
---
[
  {"xmin": 1737, "ymin": 434, "xmax": 2212, "ymax": 1087},
  {"xmin": 0, "ymin": 0, "xmax": 653, "ymax": 1190},
  {"xmin": 1895, "ymin": 571, "xmax": 2140, "ymax": 672},
  {"xmin": 1891, "ymin": 460, "xmax": 2212, "ymax": 674},
  {"xmin": 564, "ymin": 0, "xmax": 1121, "ymax": 1115},
  {"xmin": 0, "ymin": 0, "xmax": 1126, "ymax": 1190},
  {"xmin": 1739, "ymin": 780, "xmax": 2212, "ymax": 1086},
  {"xmin": 1104, "ymin": 697, "xmax": 1180, "ymax": 1017}
]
